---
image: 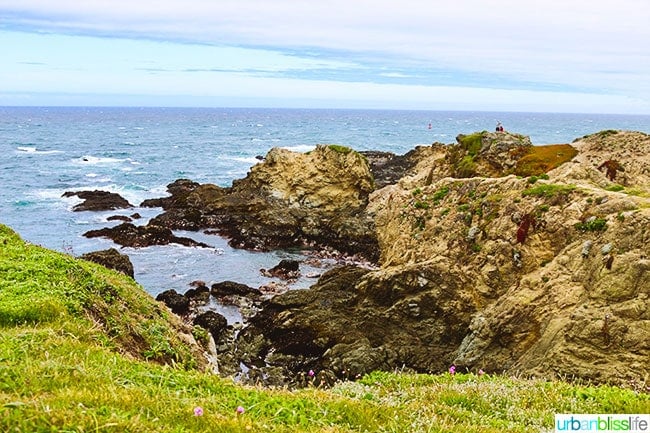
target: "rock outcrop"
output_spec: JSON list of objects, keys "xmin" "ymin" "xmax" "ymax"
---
[
  {"xmin": 83, "ymin": 222, "xmax": 211, "ymax": 248},
  {"xmin": 223, "ymin": 130, "xmax": 649, "ymax": 389},
  {"xmin": 142, "ymin": 145, "xmax": 379, "ymax": 259},
  {"xmin": 62, "ymin": 190, "xmax": 133, "ymax": 211}
]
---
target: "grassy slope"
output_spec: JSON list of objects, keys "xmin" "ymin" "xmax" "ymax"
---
[{"xmin": 0, "ymin": 224, "xmax": 647, "ymax": 432}]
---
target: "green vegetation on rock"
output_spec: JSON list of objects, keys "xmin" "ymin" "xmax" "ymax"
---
[
  {"xmin": 575, "ymin": 217, "xmax": 608, "ymax": 232},
  {"xmin": 522, "ymin": 183, "xmax": 576, "ymax": 199},
  {"xmin": 327, "ymin": 144, "xmax": 353, "ymax": 154}
]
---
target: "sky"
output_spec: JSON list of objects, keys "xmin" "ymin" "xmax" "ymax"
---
[{"xmin": 1, "ymin": 0, "xmax": 649, "ymax": 113}]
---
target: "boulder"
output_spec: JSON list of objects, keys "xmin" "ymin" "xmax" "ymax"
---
[
  {"xmin": 156, "ymin": 289, "xmax": 190, "ymax": 315},
  {"xmin": 262, "ymin": 259, "xmax": 300, "ymax": 280},
  {"xmin": 194, "ymin": 311, "xmax": 228, "ymax": 340},
  {"xmin": 80, "ymin": 248, "xmax": 134, "ymax": 278},
  {"xmin": 62, "ymin": 190, "xmax": 133, "ymax": 211}
]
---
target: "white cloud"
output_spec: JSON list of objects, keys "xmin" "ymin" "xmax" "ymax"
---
[{"xmin": 1, "ymin": 0, "xmax": 649, "ymax": 112}]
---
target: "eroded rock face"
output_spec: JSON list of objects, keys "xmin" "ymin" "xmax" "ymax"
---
[
  {"xmin": 62, "ymin": 190, "xmax": 133, "ymax": 211},
  {"xmin": 80, "ymin": 248, "xmax": 134, "ymax": 278},
  {"xmin": 226, "ymin": 130, "xmax": 649, "ymax": 389}
]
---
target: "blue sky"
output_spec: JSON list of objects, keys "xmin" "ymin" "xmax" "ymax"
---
[{"xmin": 1, "ymin": 0, "xmax": 649, "ymax": 113}]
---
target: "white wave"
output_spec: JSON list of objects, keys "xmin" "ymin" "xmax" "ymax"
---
[
  {"xmin": 232, "ymin": 156, "xmax": 263, "ymax": 164},
  {"xmin": 280, "ymin": 144, "xmax": 316, "ymax": 153},
  {"xmin": 16, "ymin": 146, "xmax": 63, "ymax": 155}
]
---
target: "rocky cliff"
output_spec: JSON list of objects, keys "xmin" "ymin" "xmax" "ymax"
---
[
  {"xmin": 224, "ymin": 130, "xmax": 649, "ymax": 389},
  {"xmin": 78, "ymin": 130, "xmax": 648, "ymax": 389}
]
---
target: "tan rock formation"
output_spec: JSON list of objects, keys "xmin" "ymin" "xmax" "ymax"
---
[
  {"xmin": 234, "ymin": 130, "xmax": 649, "ymax": 389},
  {"xmin": 367, "ymin": 130, "xmax": 649, "ymax": 387}
]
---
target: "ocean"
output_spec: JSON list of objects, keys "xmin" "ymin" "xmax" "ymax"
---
[{"xmin": 2, "ymin": 106, "xmax": 649, "ymax": 310}]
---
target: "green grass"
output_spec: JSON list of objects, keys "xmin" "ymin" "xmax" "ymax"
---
[{"xmin": 1, "ymin": 224, "xmax": 648, "ymax": 432}]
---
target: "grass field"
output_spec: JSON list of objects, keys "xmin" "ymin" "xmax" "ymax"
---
[{"xmin": 1, "ymin": 224, "xmax": 647, "ymax": 432}]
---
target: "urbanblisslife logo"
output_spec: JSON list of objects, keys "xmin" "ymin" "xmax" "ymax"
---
[{"xmin": 555, "ymin": 414, "xmax": 649, "ymax": 432}]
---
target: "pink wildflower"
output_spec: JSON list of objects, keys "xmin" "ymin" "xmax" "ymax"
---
[
  {"xmin": 478, "ymin": 369, "xmax": 485, "ymax": 376},
  {"xmin": 449, "ymin": 365, "xmax": 456, "ymax": 375},
  {"xmin": 308, "ymin": 369, "xmax": 315, "ymax": 378},
  {"xmin": 193, "ymin": 406, "xmax": 204, "ymax": 417},
  {"xmin": 236, "ymin": 406, "xmax": 245, "ymax": 415}
]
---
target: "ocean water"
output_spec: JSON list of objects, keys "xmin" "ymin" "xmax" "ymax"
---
[{"xmin": 2, "ymin": 107, "xmax": 649, "ymax": 305}]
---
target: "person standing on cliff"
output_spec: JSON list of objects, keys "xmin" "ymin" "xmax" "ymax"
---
[{"xmin": 496, "ymin": 121, "xmax": 504, "ymax": 132}]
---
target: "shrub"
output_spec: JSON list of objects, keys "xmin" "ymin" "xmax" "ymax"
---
[
  {"xmin": 598, "ymin": 160, "xmax": 623, "ymax": 181},
  {"xmin": 432, "ymin": 186, "xmax": 450, "ymax": 203},
  {"xmin": 517, "ymin": 213, "xmax": 538, "ymax": 243},
  {"xmin": 575, "ymin": 217, "xmax": 607, "ymax": 232},
  {"xmin": 455, "ymin": 155, "xmax": 477, "ymax": 178}
]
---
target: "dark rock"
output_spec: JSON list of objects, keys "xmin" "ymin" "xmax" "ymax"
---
[
  {"xmin": 130, "ymin": 213, "xmax": 142, "ymax": 219},
  {"xmin": 62, "ymin": 190, "xmax": 133, "ymax": 212},
  {"xmin": 107, "ymin": 215, "xmax": 132, "ymax": 222},
  {"xmin": 194, "ymin": 311, "xmax": 228, "ymax": 340},
  {"xmin": 80, "ymin": 248, "xmax": 135, "ymax": 278},
  {"xmin": 211, "ymin": 281, "xmax": 259, "ymax": 298},
  {"xmin": 140, "ymin": 179, "xmax": 203, "ymax": 210},
  {"xmin": 361, "ymin": 150, "xmax": 424, "ymax": 189},
  {"xmin": 83, "ymin": 222, "xmax": 212, "ymax": 248},
  {"xmin": 262, "ymin": 259, "xmax": 300, "ymax": 280},
  {"xmin": 233, "ymin": 263, "xmax": 476, "ymax": 387},
  {"xmin": 184, "ymin": 283, "xmax": 210, "ymax": 303},
  {"xmin": 156, "ymin": 289, "xmax": 190, "ymax": 315}
]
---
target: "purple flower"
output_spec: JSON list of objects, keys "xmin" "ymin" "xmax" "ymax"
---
[
  {"xmin": 193, "ymin": 406, "xmax": 204, "ymax": 417},
  {"xmin": 308, "ymin": 369, "xmax": 315, "ymax": 378},
  {"xmin": 449, "ymin": 365, "xmax": 456, "ymax": 375},
  {"xmin": 236, "ymin": 406, "xmax": 245, "ymax": 415}
]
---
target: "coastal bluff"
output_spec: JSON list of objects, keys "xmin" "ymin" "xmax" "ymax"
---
[
  {"xmin": 223, "ymin": 130, "xmax": 650, "ymax": 388},
  {"xmin": 75, "ymin": 130, "xmax": 649, "ymax": 389}
]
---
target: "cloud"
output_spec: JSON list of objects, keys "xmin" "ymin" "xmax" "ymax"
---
[{"xmin": 1, "ymin": 0, "xmax": 649, "ymax": 111}]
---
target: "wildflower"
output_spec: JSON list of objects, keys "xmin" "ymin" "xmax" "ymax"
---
[
  {"xmin": 308, "ymin": 369, "xmax": 315, "ymax": 378},
  {"xmin": 449, "ymin": 365, "xmax": 456, "ymax": 375},
  {"xmin": 193, "ymin": 406, "xmax": 204, "ymax": 417},
  {"xmin": 236, "ymin": 406, "xmax": 245, "ymax": 415},
  {"xmin": 478, "ymin": 369, "xmax": 485, "ymax": 376}
]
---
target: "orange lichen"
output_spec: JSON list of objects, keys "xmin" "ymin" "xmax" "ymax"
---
[{"xmin": 514, "ymin": 144, "xmax": 578, "ymax": 176}]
